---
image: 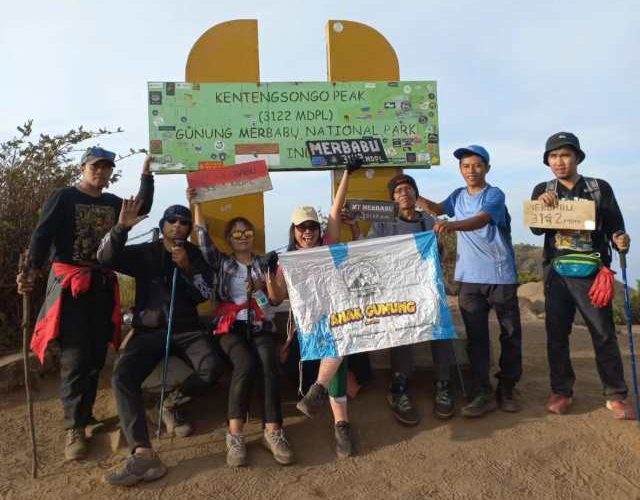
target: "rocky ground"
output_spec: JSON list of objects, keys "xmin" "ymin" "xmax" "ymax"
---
[{"xmin": 1, "ymin": 310, "xmax": 639, "ymax": 499}]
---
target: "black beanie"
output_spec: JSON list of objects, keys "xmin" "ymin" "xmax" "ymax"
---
[
  {"xmin": 159, "ymin": 204, "xmax": 193, "ymax": 231},
  {"xmin": 387, "ymin": 174, "xmax": 419, "ymax": 199}
]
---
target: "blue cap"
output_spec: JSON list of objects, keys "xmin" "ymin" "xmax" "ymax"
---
[{"xmin": 453, "ymin": 145, "xmax": 490, "ymax": 164}]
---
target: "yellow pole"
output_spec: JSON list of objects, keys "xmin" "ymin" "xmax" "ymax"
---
[
  {"xmin": 185, "ymin": 20, "xmax": 265, "ymax": 254},
  {"xmin": 326, "ymin": 20, "xmax": 403, "ymax": 241}
]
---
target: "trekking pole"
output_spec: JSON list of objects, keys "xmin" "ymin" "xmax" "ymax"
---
[
  {"xmin": 449, "ymin": 340, "xmax": 467, "ymax": 400},
  {"xmin": 19, "ymin": 251, "xmax": 38, "ymax": 478},
  {"xmin": 618, "ymin": 250, "xmax": 640, "ymax": 423},
  {"xmin": 245, "ymin": 264, "xmax": 253, "ymax": 424},
  {"xmin": 156, "ymin": 263, "xmax": 180, "ymax": 438}
]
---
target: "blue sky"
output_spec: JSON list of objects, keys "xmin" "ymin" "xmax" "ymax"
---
[{"xmin": 2, "ymin": 0, "xmax": 639, "ymax": 280}]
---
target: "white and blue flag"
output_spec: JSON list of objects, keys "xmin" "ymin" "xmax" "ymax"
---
[{"xmin": 279, "ymin": 231, "xmax": 456, "ymax": 361}]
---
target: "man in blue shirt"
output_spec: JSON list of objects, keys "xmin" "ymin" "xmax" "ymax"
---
[{"xmin": 419, "ymin": 145, "xmax": 522, "ymax": 417}]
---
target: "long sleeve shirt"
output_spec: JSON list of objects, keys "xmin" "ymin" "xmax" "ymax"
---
[{"xmin": 28, "ymin": 173, "xmax": 154, "ymax": 268}]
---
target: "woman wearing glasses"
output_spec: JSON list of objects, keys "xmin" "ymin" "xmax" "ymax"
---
[
  {"xmin": 277, "ymin": 160, "xmax": 361, "ymax": 459},
  {"xmin": 187, "ymin": 189, "xmax": 292, "ymax": 468}
]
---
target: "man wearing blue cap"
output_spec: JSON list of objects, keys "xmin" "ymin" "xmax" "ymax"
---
[
  {"xmin": 419, "ymin": 145, "xmax": 522, "ymax": 417},
  {"xmin": 98, "ymin": 202, "xmax": 223, "ymax": 486},
  {"xmin": 16, "ymin": 148, "xmax": 154, "ymax": 461}
]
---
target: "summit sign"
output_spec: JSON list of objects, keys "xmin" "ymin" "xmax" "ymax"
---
[{"xmin": 147, "ymin": 80, "xmax": 439, "ymax": 173}]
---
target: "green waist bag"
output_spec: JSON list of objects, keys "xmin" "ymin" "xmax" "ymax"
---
[{"xmin": 552, "ymin": 253, "xmax": 601, "ymax": 278}]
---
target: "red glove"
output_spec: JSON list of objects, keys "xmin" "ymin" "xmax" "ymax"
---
[{"xmin": 588, "ymin": 266, "xmax": 616, "ymax": 308}]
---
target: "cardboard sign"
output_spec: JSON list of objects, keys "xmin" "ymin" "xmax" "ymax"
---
[
  {"xmin": 345, "ymin": 199, "xmax": 398, "ymax": 222},
  {"xmin": 147, "ymin": 80, "xmax": 439, "ymax": 172},
  {"xmin": 523, "ymin": 199, "xmax": 596, "ymax": 230},
  {"xmin": 306, "ymin": 139, "xmax": 388, "ymax": 166},
  {"xmin": 186, "ymin": 160, "xmax": 272, "ymax": 203}
]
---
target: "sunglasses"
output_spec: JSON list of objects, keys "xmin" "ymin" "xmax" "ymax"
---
[
  {"xmin": 295, "ymin": 222, "xmax": 320, "ymax": 232},
  {"xmin": 87, "ymin": 147, "xmax": 116, "ymax": 160},
  {"xmin": 166, "ymin": 217, "xmax": 191, "ymax": 226},
  {"xmin": 230, "ymin": 229, "xmax": 255, "ymax": 240}
]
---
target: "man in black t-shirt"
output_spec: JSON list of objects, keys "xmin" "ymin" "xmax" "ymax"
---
[
  {"xmin": 16, "ymin": 147, "xmax": 154, "ymax": 460},
  {"xmin": 530, "ymin": 132, "xmax": 634, "ymax": 419}
]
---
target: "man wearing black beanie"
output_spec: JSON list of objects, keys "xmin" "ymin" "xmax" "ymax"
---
[{"xmin": 98, "ymin": 202, "xmax": 224, "ymax": 486}]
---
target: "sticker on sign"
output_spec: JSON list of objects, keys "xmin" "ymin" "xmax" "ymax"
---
[{"xmin": 306, "ymin": 138, "xmax": 388, "ymax": 166}]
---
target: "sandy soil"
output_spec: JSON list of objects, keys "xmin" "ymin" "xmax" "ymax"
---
[{"xmin": 1, "ymin": 318, "xmax": 639, "ymax": 500}]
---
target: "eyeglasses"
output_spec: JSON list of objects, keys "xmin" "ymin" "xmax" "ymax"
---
[
  {"xmin": 166, "ymin": 217, "xmax": 191, "ymax": 226},
  {"xmin": 230, "ymin": 229, "xmax": 255, "ymax": 239},
  {"xmin": 295, "ymin": 222, "xmax": 320, "ymax": 232},
  {"xmin": 87, "ymin": 147, "xmax": 116, "ymax": 160}
]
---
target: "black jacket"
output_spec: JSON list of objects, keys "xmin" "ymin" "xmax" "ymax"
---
[{"xmin": 98, "ymin": 224, "xmax": 213, "ymax": 333}]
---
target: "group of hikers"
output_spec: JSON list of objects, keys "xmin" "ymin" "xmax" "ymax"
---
[{"xmin": 15, "ymin": 131, "xmax": 635, "ymax": 487}]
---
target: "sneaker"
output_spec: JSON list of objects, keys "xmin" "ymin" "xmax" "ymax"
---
[
  {"xmin": 461, "ymin": 392, "xmax": 497, "ymax": 418},
  {"xmin": 226, "ymin": 432, "xmax": 247, "ymax": 467},
  {"xmin": 434, "ymin": 380, "xmax": 455, "ymax": 419},
  {"xmin": 546, "ymin": 393, "xmax": 573, "ymax": 415},
  {"xmin": 606, "ymin": 399, "xmax": 638, "ymax": 420},
  {"xmin": 161, "ymin": 407, "xmax": 192, "ymax": 438},
  {"xmin": 296, "ymin": 382, "xmax": 328, "ymax": 418},
  {"xmin": 263, "ymin": 428, "xmax": 294, "ymax": 465},
  {"xmin": 387, "ymin": 391, "xmax": 421, "ymax": 425},
  {"xmin": 65, "ymin": 428, "xmax": 88, "ymax": 461},
  {"xmin": 496, "ymin": 384, "xmax": 521, "ymax": 413},
  {"xmin": 334, "ymin": 421, "xmax": 354, "ymax": 459},
  {"xmin": 103, "ymin": 452, "xmax": 167, "ymax": 487}
]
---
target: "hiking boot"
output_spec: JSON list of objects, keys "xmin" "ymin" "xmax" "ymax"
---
[
  {"xmin": 226, "ymin": 432, "xmax": 247, "ymax": 467},
  {"xmin": 263, "ymin": 428, "xmax": 294, "ymax": 465},
  {"xmin": 461, "ymin": 391, "xmax": 497, "ymax": 418},
  {"xmin": 434, "ymin": 380, "xmax": 455, "ymax": 419},
  {"xmin": 164, "ymin": 389, "xmax": 192, "ymax": 409},
  {"xmin": 496, "ymin": 384, "xmax": 521, "ymax": 413},
  {"xmin": 334, "ymin": 421, "xmax": 354, "ymax": 459},
  {"xmin": 606, "ymin": 399, "xmax": 637, "ymax": 420},
  {"xmin": 85, "ymin": 416, "xmax": 106, "ymax": 436},
  {"xmin": 546, "ymin": 394, "xmax": 573, "ymax": 415},
  {"xmin": 387, "ymin": 391, "xmax": 421, "ymax": 425},
  {"xmin": 103, "ymin": 452, "xmax": 167, "ymax": 487},
  {"xmin": 296, "ymin": 382, "xmax": 328, "ymax": 418},
  {"xmin": 161, "ymin": 406, "xmax": 192, "ymax": 438},
  {"xmin": 65, "ymin": 428, "xmax": 88, "ymax": 460}
]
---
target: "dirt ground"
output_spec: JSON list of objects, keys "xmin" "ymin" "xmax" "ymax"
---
[{"xmin": 1, "ymin": 318, "xmax": 639, "ymax": 500}]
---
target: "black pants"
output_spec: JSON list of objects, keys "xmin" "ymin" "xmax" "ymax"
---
[
  {"xmin": 458, "ymin": 283, "xmax": 523, "ymax": 395},
  {"xmin": 545, "ymin": 269, "xmax": 627, "ymax": 400},
  {"xmin": 59, "ymin": 272, "xmax": 114, "ymax": 430},
  {"xmin": 112, "ymin": 329, "xmax": 223, "ymax": 451},
  {"xmin": 219, "ymin": 322, "xmax": 282, "ymax": 425},
  {"xmin": 390, "ymin": 340, "xmax": 453, "ymax": 387}
]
